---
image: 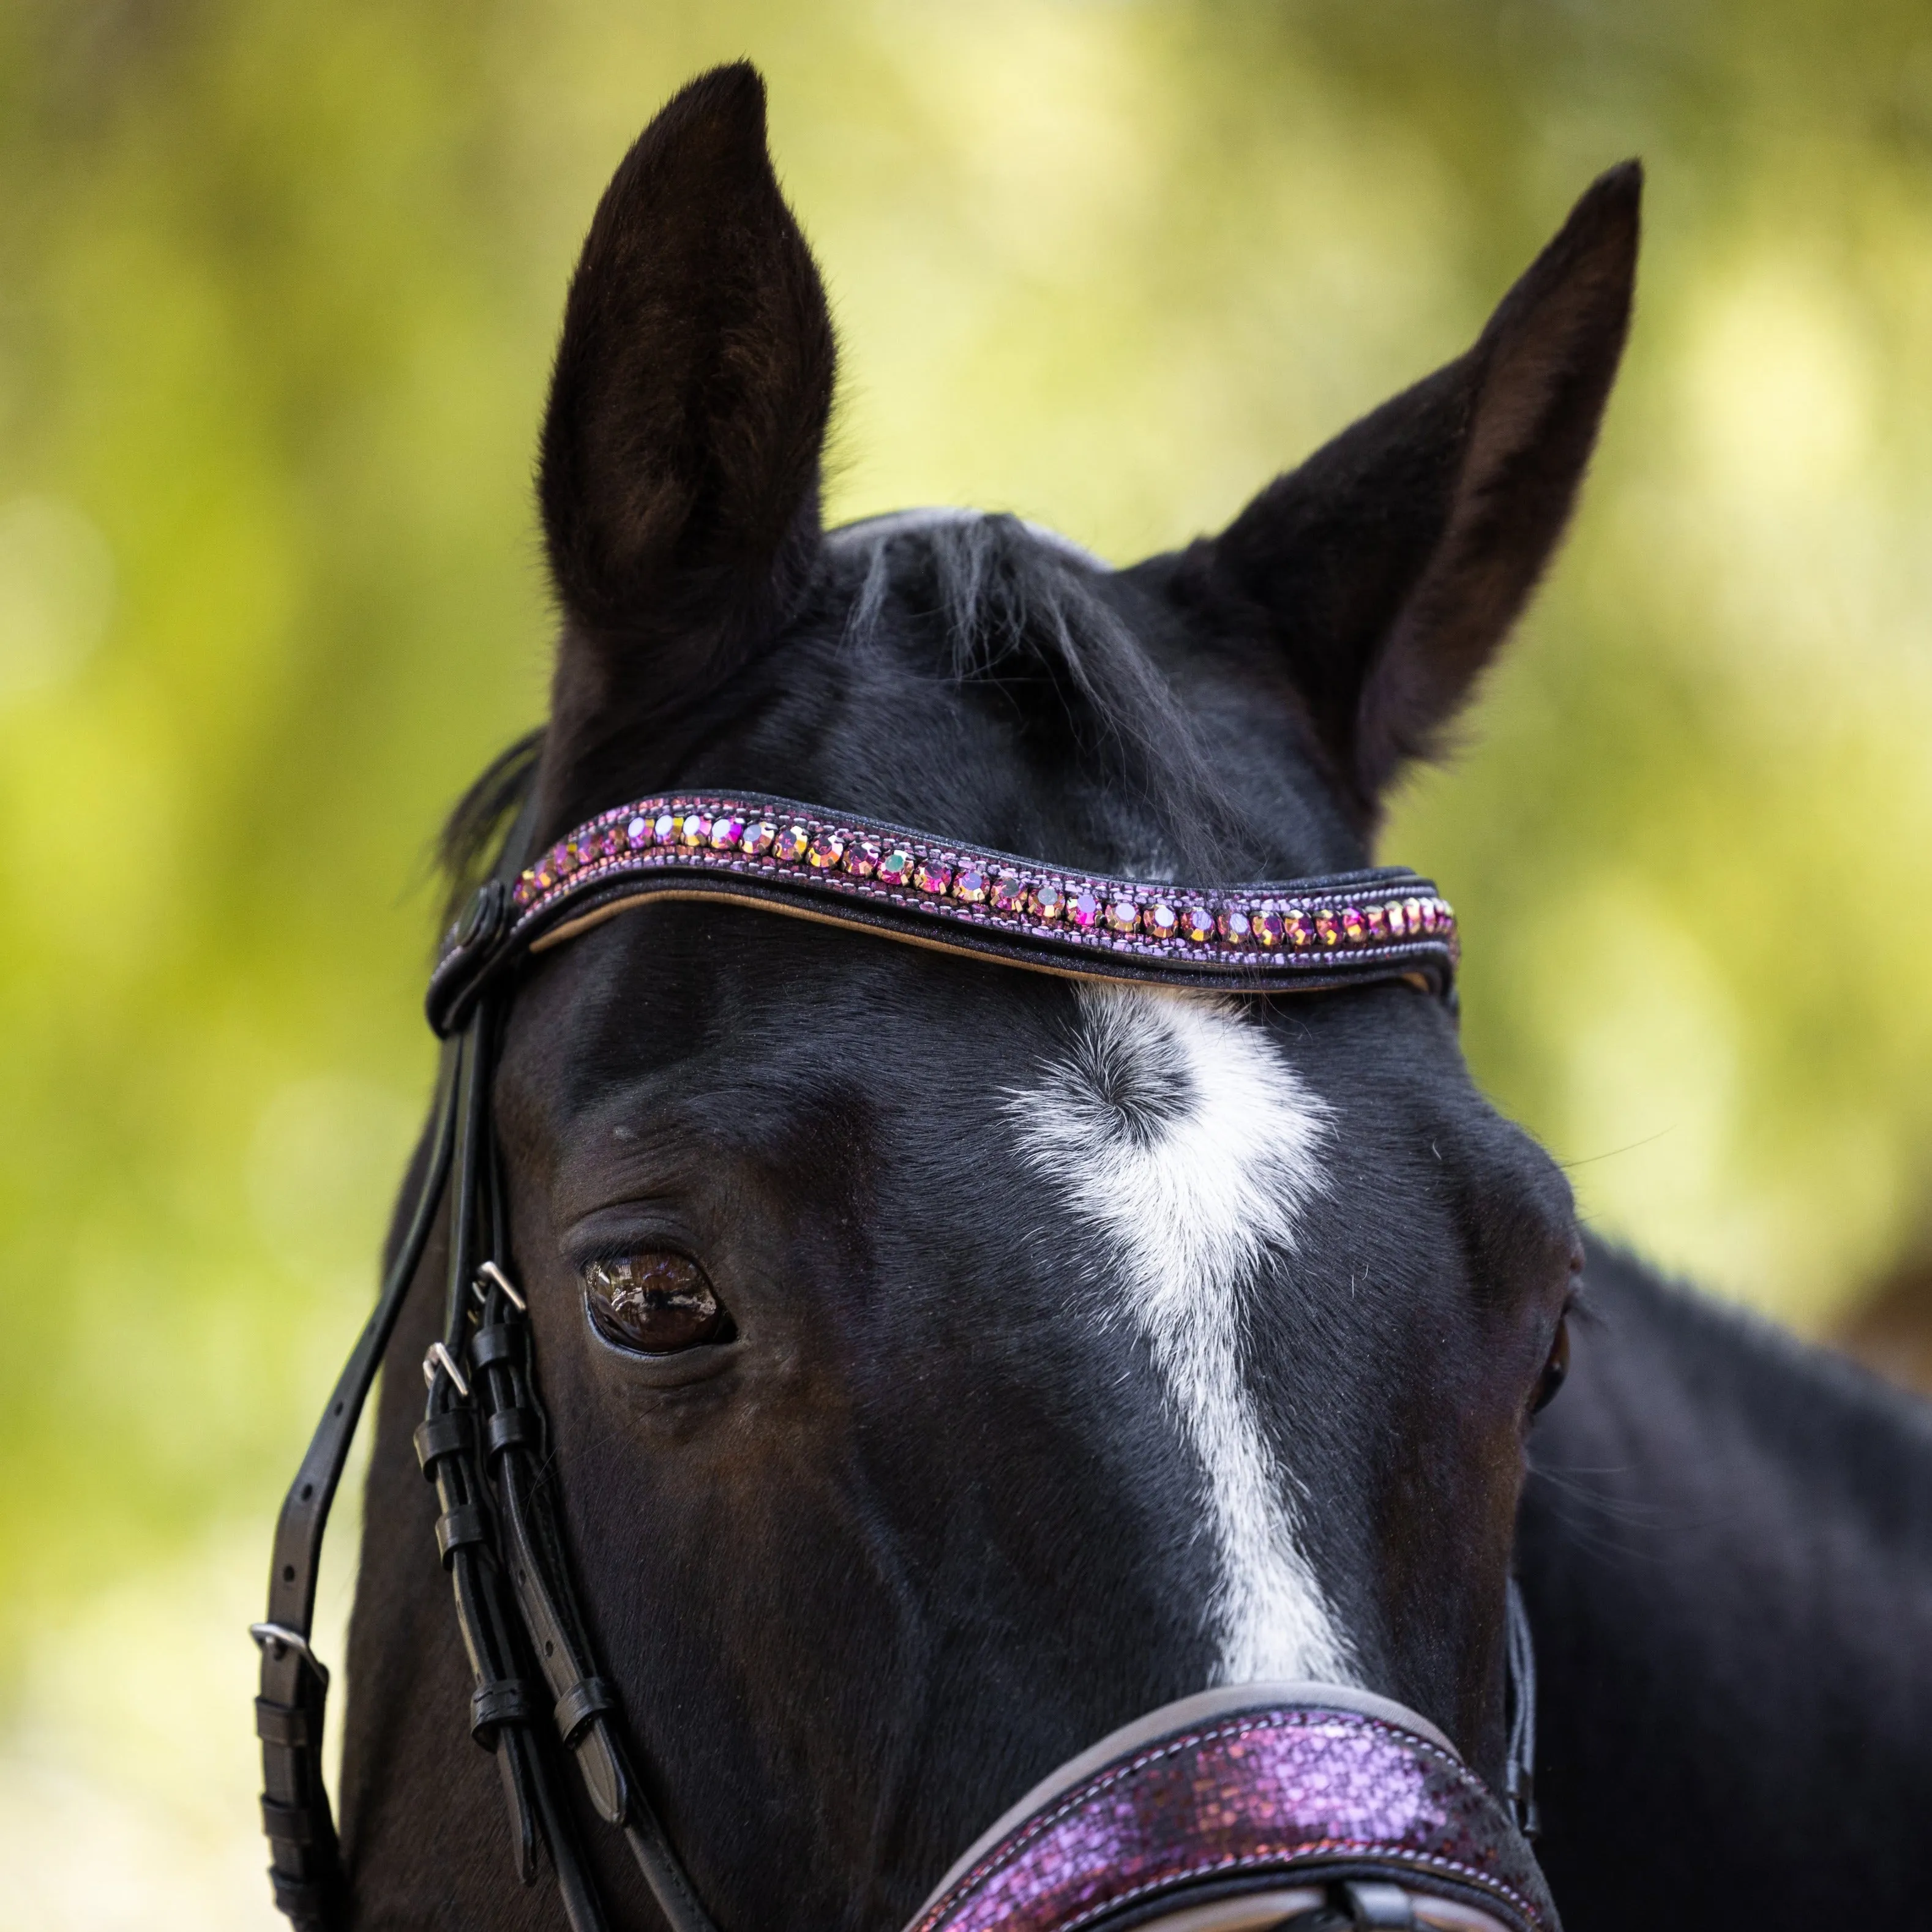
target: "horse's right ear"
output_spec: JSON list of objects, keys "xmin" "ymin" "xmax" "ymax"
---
[{"xmin": 537, "ymin": 63, "xmax": 834, "ymax": 763}]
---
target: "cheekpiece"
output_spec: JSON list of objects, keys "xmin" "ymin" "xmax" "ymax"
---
[{"xmin": 427, "ymin": 792, "xmax": 1459, "ymax": 1036}]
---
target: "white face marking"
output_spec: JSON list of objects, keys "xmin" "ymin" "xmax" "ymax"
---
[{"xmin": 1007, "ymin": 985, "xmax": 1356, "ymax": 1687}]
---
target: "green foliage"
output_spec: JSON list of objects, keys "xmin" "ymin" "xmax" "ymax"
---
[{"xmin": 4, "ymin": 0, "xmax": 1932, "ymax": 1687}]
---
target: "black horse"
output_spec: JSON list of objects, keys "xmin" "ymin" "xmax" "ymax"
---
[{"xmin": 334, "ymin": 64, "xmax": 1932, "ymax": 1931}]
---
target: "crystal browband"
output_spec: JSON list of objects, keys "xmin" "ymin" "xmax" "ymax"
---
[{"xmin": 427, "ymin": 792, "xmax": 1459, "ymax": 1035}]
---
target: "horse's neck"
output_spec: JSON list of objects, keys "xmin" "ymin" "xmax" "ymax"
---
[{"xmin": 1520, "ymin": 1237, "xmax": 1932, "ymax": 1931}]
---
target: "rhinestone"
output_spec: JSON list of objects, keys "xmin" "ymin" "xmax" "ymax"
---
[
  {"xmin": 1180, "ymin": 907, "xmax": 1216, "ymax": 945},
  {"xmin": 990, "ymin": 871, "xmax": 1028, "ymax": 913},
  {"xmin": 1365, "ymin": 904, "xmax": 1388, "ymax": 940},
  {"xmin": 954, "ymin": 866, "xmax": 990, "ymax": 904},
  {"xmin": 513, "ymin": 876, "xmax": 536, "ymax": 907},
  {"xmin": 626, "ymin": 815, "xmax": 651, "ymax": 850},
  {"xmin": 914, "ymin": 860, "xmax": 953, "ymax": 896},
  {"xmin": 1385, "ymin": 900, "xmax": 1407, "ymax": 937},
  {"xmin": 1285, "ymin": 911, "xmax": 1313, "ymax": 948},
  {"xmin": 711, "ymin": 816, "xmax": 744, "ymax": 852},
  {"xmin": 773, "ymin": 825, "xmax": 809, "ymax": 863},
  {"xmin": 1030, "ymin": 882, "xmax": 1066, "ymax": 921},
  {"xmin": 807, "ymin": 831, "xmax": 845, "ymax": 870},
  {"xmin": 680, "ymin": 813, "xmax": 712, "ymax": 848},
  {"xmin": 551, "ymin": 842, "xmax": 574, "ymax": 875},
  {"xmin": 1218, "ymin": 909, "xmax": 1252, "ymax": 946},
  {"xmin": 533, "ymin": 860, "xmax": 555, "ymax": 889},
  {"xmin": 741, "ymin": 822, "xmax": 777, "ymax": 857},
  {"xmin": 1421, "ymin": 899, "xmax": 1441, "ymax": 932},
  {"xmin": 1146, "ymin": 904, "xmax": 1178, "ymax": 939},
  {"xmin": 877, "ymin": 849, "xmax": 915, "ymax": 886},
  {"xmin": 1106, "ymin": 899, "xmax": 1139, "ymax": 935},
  {"xmin": 653, "ymin": 812, "xmax": 678, "ymax": 845},
  {"xmin": 843, "ymin": 838, "xmax": 882, "ymax": 877},
  {"xmin": 1404, "ymin": 897, "xmax": 1424, "ymax": 934},
  {"xmin": 1069, "ymin": 890, "xmax": 1103, "ymax": 930},
  {"xmin": 1252, "ymin": 910, "xmax": 1285, "ymax": 949},
  {"xmin": 1341, "ymin": 907, "xmax": 1368, "ymax": 943},
  {"xmin": 1314, "ymin": 910, "xmax": 1340, "ymax": 947}
]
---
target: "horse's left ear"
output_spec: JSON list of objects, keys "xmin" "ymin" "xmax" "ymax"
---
[{"xmin": 1191, "ymin": 162, "xmax": 1640, "ymax": 828}]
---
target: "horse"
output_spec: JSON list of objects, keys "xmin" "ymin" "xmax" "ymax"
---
[{"xmin": 261, "ymin": 61, "xmax": 1930, "ymax": 1932}]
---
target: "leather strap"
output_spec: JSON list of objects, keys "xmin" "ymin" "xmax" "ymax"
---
[
  {"xmin": 252, "ymin": 1038, "xmax": 461, "ymax": 1928},
  {"xmin": 426, "ymin": 792, "xmax": 1458, "ymax": 1036}
]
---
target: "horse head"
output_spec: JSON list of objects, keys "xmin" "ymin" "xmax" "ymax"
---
[{"xmin": 333, "ymin": 61, "xmax": 1639, "ymax": 1932}]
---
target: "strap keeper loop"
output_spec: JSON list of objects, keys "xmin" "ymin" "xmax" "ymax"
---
[
  {"xmin": 470, "ymin": 1323, "xmax": 522, "ymax": 1369},
  {"xmin": 260, "ymin": 1794, "xmax": 316, "ymax": 1847},
  {"xmin": 470, "ymin": 1677, "xmax": 537, "ymax": 1743},
  {"xmin": 255, "ymin": 1697, "xmax": 314, "ymax": 1748},
  {"xmin": 554, "ymin": 1674, "xmax": 616, "ymax": 1745},
  {"xmin": 435, "ymin": 1503, "xmax": 492, "ymax": 1564},
  {"xmin": 484, "ymin": 1407, "xmax": 540, "ymax": 1456},
  {"xmin": 412, "ymin": 1410, "xmax": 474, "ymax": 1472}
]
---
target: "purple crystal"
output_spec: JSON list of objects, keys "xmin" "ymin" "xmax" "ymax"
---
[{"xmin": 914, "ymin": 860, "xmax": 953, "ymax": 896}]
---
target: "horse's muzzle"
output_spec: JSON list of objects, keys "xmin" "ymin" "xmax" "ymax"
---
[{"xmin": 907, "ymin": 1686, "xmax": 1559, "ymax": 1932}]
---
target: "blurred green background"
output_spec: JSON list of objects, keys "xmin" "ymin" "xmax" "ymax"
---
[{"xmin": 4, "ymin": 1, "xmax": 1931, "ymax": 1923}]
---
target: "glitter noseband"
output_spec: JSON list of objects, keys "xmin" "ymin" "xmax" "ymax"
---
[{"xmin": 255, "ymin": 793, "xmax": 1551, "ymax": 1932}]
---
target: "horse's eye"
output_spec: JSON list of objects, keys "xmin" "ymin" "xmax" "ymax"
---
[
  {"xmin": 583, "ymin": 1253, "xmax": 730, "ymax": 1354},
  {"xmin": 1531, "ymin": 1315, "xmax": 1571, "ymax": 1414}
]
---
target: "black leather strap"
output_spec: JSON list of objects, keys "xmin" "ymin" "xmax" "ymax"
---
[{"xmin": 253, "ymin": 1037, "xmax": 461, "ymax": 1930}]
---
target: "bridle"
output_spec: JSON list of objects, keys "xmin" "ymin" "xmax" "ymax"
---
[{"xmin": 252, "ymin": 790, "xmax": 1549, "ymax": 1932}]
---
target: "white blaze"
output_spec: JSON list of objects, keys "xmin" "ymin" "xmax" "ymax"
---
[{"xmin": 1007, "ymin": 984, "xmax": 1355, "ymax": 1686}]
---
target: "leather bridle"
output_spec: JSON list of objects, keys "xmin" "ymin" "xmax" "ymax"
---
[{"xmin": 252, "ymin": 791, "xmax": 1543, "ymax": 1932}]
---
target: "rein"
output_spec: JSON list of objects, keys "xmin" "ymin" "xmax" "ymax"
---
[{"xmin": 253, "ymin": 792, "xmax": 1542, "ymax": 1932}]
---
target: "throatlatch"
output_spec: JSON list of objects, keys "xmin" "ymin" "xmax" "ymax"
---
[{"xmin": 254, "ymin": 792, "xmax": 1552, "ymax": 1932}]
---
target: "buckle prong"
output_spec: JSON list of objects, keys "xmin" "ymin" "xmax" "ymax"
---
[{"xmin": 422, "ymin": 1340, "xmax": 471, "ymax": 1398}]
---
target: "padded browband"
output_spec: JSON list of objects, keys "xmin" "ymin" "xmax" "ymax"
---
[{"xmin": 427, "ymin": 792, "xmax": 1459, "ymax": 1038}]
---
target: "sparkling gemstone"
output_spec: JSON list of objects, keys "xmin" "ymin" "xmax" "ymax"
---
[
  {"xmin": 533, "ymin": 860, "xmax": 555, "ymax": 889},
  {"xmin": 654, "ymin": 812, "xmax": 678, "ymax": 845},
  {"xmin": 990, "ymin": 871, "xmax": 1028, "ymax": 913},
  {"xmin": 1252, "ymin": 910, "xmax": 1285, "ymax": 949},
  {"xmin": 1106, "ymin": 899, "xmax": 1139, "ymax": 934},
  {"xmin": 807, "ymin": 831, "xmax": 845, "ymax": 870},
  {"xmin": 953, "ymin": 866, "xmax": 989, "ymax": 903},
  {"xmin": 844, "ymin": 839, "xmax": 882, "ymax": 878},
  {"xmin": 1030, "ymin": 882, "xmax": 1066, "ymax": 921},
  {"xmin": 680, "ymin": 813, "xmax": 712, "ymax": 847},
  {"xmin": 914, "ymin": 860, "xmax": 952, "ymax": 896},
  {"xmin": 1404, "ymin": 897, "xmax": 1424, "ymax": 934},
  {"xmin": 1285, "ymin": 911, "xmax": 1314, "ymax": 948},
  {"xmin": 1384, "ymin": 900, "xmax": 1407, "ymax": 937},
  {"xmin": 711, "ymin": 816, "xmax": 744, "ymax": 852},
  {"xmin": 1069, "ymin": 890, "xmax": 1103, "ymax": 929},
  {"xmin": 1341, "ymin": 907, "xmax": 1368, "ymax": 943},
  {"xmin": 1365, "ymin": 905, "xmax": 1388, "ymax": 940},
  {"xmin": 1179, "ymin": 907, "xmax": 1216, "ymax": 945},
  {"xmin": 1314, "ymin": 910, "xmax": 1340, "ymax": 947},
  {"xmin": 551, "ymin": 842, "xmax": 574, "ymax": 875},
  {"xmin": 626, "ymin": 816, "xmax": 650, "ymax": 850},
  {"xmin": 1421, "ymin": 899, "xmax": 1441, "ymax": 932},
  {"xmin": 513, "ymin": 876, "xmax": 536, "ymax": 907},
  {"xmin": 1146, "ymin": 903, "xmax": 1179, "ymax": 938},
  {"xmin": 877, "ymin": 849, "xmax": 915, "ymax": 886},
  {"xmin": 741, "ymin": 821, "xmax": 777, "ymax": 857},
  {"xmin": 1218, "ymin": 909, "xmax": 1252, "ymax": 946},
  {"xmin": 773, "ymin": 825, "xmax": 809, "ymax": 863}
]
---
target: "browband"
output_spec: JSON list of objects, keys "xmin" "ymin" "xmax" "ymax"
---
[{"xmin": 427, "ymin": 792, "xmax": 1458, "ymax": 1036}]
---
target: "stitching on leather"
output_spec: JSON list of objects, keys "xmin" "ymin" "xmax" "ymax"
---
[{"xmin": 910, "ymin": 1709, "xmax": 1538, "ymax": 1932}]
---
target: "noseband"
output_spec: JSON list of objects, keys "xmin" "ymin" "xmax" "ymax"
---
[{"xmin": 253, "ymin": 793, "xmax": 1551, "ymax": 1932}]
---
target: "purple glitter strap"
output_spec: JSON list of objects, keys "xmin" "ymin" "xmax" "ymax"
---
[
  {"xmin": 908, "ymin": 1702, "xmax": 1554, "ymax": 1932},
  {"xmin": 429, "ymin": 793, "xmax": 1458, "ymax": 1033}
]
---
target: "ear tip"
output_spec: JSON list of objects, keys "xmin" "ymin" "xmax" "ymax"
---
[{"xmin": 1572, "ymin": 159, "xmax": 1644, "ymax": 247}]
